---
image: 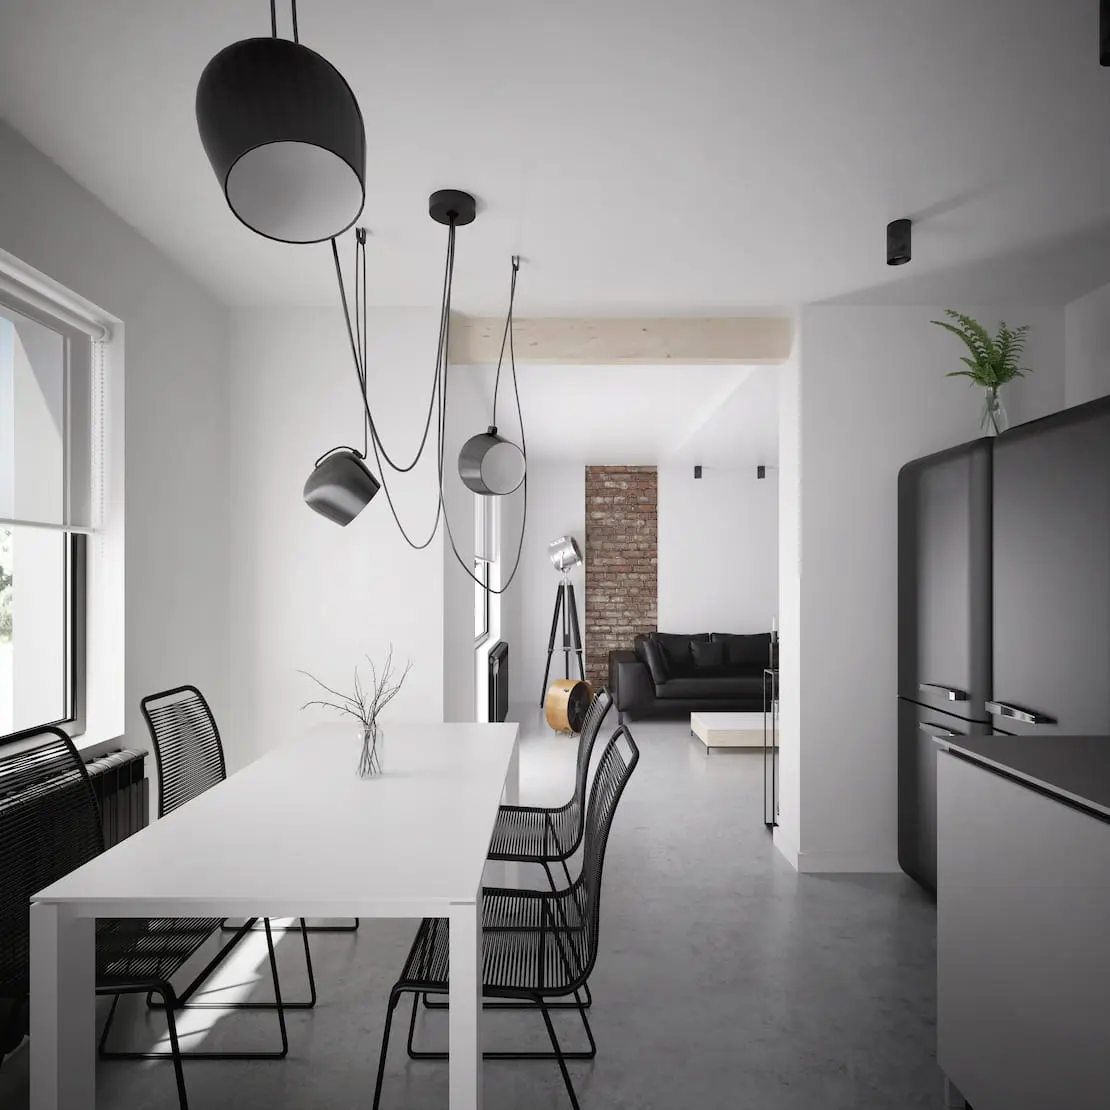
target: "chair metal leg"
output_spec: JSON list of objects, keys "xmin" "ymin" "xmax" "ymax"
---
[
  {"xmin": 409, "ymin": 988, "xmax": 595, "ymax": 1061},
  {"xmin": 100, "ymin": 920, "xmax": 289, "ymax": 1061},
  {"xmin": 538, "ymin": 996, "xmax": 582, "ymax": 1110},
  {"xmin": 372, "ymin": 989, "xmax": 402, "ymax": 1110},
  {"xmin": 152, "ymin": 917, "xmax": 317, "ymax": 1010},
  {"xmin": 159, "ymin": 988, "xmax": 190, "ymax": 1110}
]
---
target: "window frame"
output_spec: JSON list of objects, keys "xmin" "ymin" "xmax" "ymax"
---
[
  {"xmin": 474, "ymin": 554, "xmax": 491, "ymax": 646},
  {"xmin": 0, "ymin": 295, "xmax": 91, "ymax": 748}
]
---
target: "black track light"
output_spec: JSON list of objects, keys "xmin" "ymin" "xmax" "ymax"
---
[{"xmin": 887, "ymin": 219, "xmax": 912, "ymax": 266}]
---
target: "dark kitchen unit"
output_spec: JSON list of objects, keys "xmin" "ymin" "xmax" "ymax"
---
[{"xmin": 897, "ymin": 393, "xmax": 1110, "ymax": 893}]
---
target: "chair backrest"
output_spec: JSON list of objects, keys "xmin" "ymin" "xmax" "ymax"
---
[
  {"xmin": 140, "ymin": 685, "xmax": 227, "ymax": 818},
  {"xmin": 570, "ymin": 687, "xmax": 614, "ymax": 812},
  {"xmin": 566, "ymin": 724, "xmax": 639, "ymax": 985},
  {"xmin": 0, "ymin": 728, "xmax": 103, "ymax": 996}
]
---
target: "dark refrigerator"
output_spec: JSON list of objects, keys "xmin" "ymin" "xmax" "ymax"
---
[
  {"xmin": 897, "ymin": 393, "xmax": 1110, "ymax": 893},
  {"xmin": 897, "ymin": 438, "xmax": 994, "ymax": 893}
]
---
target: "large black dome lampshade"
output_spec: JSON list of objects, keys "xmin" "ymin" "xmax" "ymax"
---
[
  {"xmin": 303, "ymin": 449, "xmax": 380, "ymax": 526},
  {"xmin": 196, "ymin": 37, "xmax": 366, "ymax": 243}
]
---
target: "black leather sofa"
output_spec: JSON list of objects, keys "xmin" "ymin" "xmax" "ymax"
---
[{"xmin": 608, "ymin": 631, "xmax": 775, "ymax": 720}]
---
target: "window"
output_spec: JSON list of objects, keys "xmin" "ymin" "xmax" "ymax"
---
[
  {"xmin": 473, "ymin": 494, "xmax": 498, "ymax": 645},
  {"xmin": 474, "ymin": 556, "xmax": 490, "ymax": 642},
  {"xmin": 0, "ymin": 299, "xmax": 90, "ymax": 743}
]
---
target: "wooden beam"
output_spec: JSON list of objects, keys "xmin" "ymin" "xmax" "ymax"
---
[{"xmin": 449, "ymin": 315, "xmax": 793, "ymax": 365}]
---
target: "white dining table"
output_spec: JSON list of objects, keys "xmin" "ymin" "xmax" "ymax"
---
[{"xmin": 30, "ymin": 720, "xmax": 520, "ymax": 1110}]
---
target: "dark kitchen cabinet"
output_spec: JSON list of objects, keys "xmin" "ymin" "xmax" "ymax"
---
[
  {"xmin": 897, "ymin": 699, "xmax": 997, "ymax": 893},
  {"xmin": 991, "ymin": 397, "xmax": 1110, "ymax": 736},
  {"xmin": 897, "ymin": 440, "xmax": 992, "ymax": 720}
]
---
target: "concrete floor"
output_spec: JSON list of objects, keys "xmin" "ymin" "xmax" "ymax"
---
[{"xmin": 0, "ymin": 708, "xmax": 942, "ymax": 1109}]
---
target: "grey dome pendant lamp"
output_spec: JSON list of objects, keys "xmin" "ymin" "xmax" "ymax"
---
[
  {"xmin": 195, "ymin": 0, "xmax": 366, "ymax": 244},
  {"xmin": 458, "ymin": 257, "xmax": 527, "ymax": 496}
]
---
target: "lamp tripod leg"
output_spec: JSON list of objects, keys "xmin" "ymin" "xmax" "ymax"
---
[{"xmin": 540, "ymin": 583, "xmax": 564, "ymax": 706}]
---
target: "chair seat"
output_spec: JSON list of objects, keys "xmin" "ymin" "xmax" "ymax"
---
[
  {"xmin": 399, "ymin": 889, "xmax": 587, "ymax": 999},
  {"xmin": 488, "ymin": 804, "xmax": 578, "ymax": 863},
  {"xmin": 96, "ymin": 917, "xmax": 223, "ymax": 990}
]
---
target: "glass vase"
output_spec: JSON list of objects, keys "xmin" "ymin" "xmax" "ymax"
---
[
  {"xmin": 358, "ymin": 721, "xmax": 383, "ymax": 777},
  {"xmin": 981, "ymin": 388, "xmax": 1008, "ymax": 436}
]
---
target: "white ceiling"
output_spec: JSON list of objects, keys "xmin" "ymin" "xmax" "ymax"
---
[
  {"xmin": 1, "ymin": 0, "xmax": 1108, "ymax": 312},
  {"xmin": 460, "ymin": 363, "xmax": 778, "ymax": 467}
]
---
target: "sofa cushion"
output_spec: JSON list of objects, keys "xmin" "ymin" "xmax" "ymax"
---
[
  {"xmin": 654, "ymin": 675, "xmax": 765, "ymax": 700},
  {"xmin": 639, "ymin": 637, "xmax": 669, "ymax": 683},
  {"xmin": 651, "ymin": 632, "xmax": 710, "ymax": 677},
  {"xmin": 711, "ymin": 632, "xmax": 771, "ymax": 670},
  {"xmin": 690, "ymin": 640, "xmax": 726, "ymax": 670}
]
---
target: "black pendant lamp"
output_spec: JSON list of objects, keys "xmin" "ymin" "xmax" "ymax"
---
[
  {"xmin": 458, "ymin": 256, "xmax": 527, "ymax": 496},
  {"xmin": 303, "ymin": 447, "xmax": 380, "ymax": 526},
  {"xmin": 196, "ymin": 0, "xmax": 365, "ymax": 243},
  {"xmin": 459, "ymin": 427, "xmax": 527, "ymax": 496}
]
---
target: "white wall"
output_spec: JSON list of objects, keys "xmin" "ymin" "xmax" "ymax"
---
[
  {"xmin": 442, "ymin": 367, "xmax": 486, "ymax": 723},
  {"xmin": 657, "ymin": 464, "xmax": 777, "ymax": 635},
  {"xmin": 775, "ymin": 328, "xmax": 802, "ymax": 859},
  {"xmin": 227, "ymin": 307, "xmax": 445, "ymax": 768},
  {"xmin": 1065, "ymin": 281, "xmax": 1110, "ymax": 408},
  {"xmin": 508, "ymin": 463, "xmax": 585, "ymax": 707},
  {"xmin": 0, "ymin": 120, "xmax": 229, "ymax": 754},
  {"xmin": 780, "ymin": 303, "xmax": 1065, "ymax": 872}
]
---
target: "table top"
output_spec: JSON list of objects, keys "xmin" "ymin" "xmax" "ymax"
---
[
  {"xmin": 938, "ymin": 734, "xmax": 1110, "ymax": 822},
  {"xmin": 34, "ymin": 722, "xmax": 519, "ymax": 918}
]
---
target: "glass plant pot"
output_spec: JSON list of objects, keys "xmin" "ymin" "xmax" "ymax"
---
[
  {"xmin": 981, "ymin": 388, "xmax": 1009, "ymax": 436},
  {"xmin": 358, "ymin": 722, "xmax": 384, "ymax": 777}
]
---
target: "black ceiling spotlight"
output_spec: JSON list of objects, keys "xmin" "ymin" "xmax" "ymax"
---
[
  {"xmin": 886, "ymin": 218, "xmax": 912, "ymax": 266},
  {"xmin": 459, "ymin": 255, "xmax": 527, "ymax": 497},
  {"xmin": 1102, "ymin": 0, "xmax": 1110, "ymax": 65},
  {"xmin": 196, "ymin": 0, "xmax": 366, "ymax": 243}
]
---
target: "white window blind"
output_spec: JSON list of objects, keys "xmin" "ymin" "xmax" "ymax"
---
[{"xmin": 0, "ymin": 251, "xmax": 111, "ymax": 535}]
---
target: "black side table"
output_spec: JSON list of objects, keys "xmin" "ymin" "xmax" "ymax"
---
[{"xmin": 762, "ymin": 668, "xmax": 779, "ymax": 828}]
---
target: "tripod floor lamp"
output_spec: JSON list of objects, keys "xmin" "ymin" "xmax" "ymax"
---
[{"xmin": 540, "ymin": 536, "xmax": 585, "ymax": 705}]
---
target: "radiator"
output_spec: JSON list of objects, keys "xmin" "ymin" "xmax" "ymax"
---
[
  {"xmin": 84, "ymin": 748, "xmax": 149, "ymax": 848},
  {"xmin": 488, "ymin": 640, "xmax": 509, "ymax": 723},
  {"xmin": 0, "ymin": 747, "xmax": 148, "ymax": 1059}
]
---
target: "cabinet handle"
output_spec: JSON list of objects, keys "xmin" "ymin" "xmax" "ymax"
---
[
  {"xmin": 918, "ymin": 721, "xmax": 958, "ymax": 738},
  {"xmin": 918, "ymin": 683, "xmax": 968, "ymax": 702},
  {"xmin": 985, "ymin": 701, "xmax": 1055, "ymax": 725}
]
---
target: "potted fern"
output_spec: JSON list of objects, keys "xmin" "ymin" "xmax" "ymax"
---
[{"xmin": 930, "ymin": 310, "xmax": 1032, "ymax": 436}]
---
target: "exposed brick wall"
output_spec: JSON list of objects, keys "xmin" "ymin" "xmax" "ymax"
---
[{"xmin": 584, "ymin": 466, "xmax": 658, "ymax": 687}]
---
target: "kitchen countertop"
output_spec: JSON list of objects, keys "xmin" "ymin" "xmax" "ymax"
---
[{"xmin": 936, "ymin": 734, "xmax": 1110, "ymax": 821}]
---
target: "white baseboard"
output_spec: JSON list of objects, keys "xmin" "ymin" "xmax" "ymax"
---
[
  {"xmin": 772, "ymin": 824, "xmax": 800, "ymax": 869},
  {"xmin": 772, "ymin": 827, "xmax": 901, "ymax": 873},
  {"xmin": 793, "ymin": 849, "xmax": 902, "ymax": 874}
]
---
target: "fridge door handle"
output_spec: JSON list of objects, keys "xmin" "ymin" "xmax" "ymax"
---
[
  {"xmin": 985, "ymin": 701, "xmax": 1056, "ymax": 726},
  {"xmin": 918, "ymin": 683, "xmax": 968, "ymax": 702},
  {"xmin": 918, "ymin": 721, "xmax": 959, "ymax": 739}
]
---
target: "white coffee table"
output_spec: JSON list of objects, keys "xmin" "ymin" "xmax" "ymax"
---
[{"xmin": 690, "ymin": 711, "xmax": 767, "ymax": 752}]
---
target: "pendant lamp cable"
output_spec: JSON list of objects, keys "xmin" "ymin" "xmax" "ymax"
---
[
  {"xmin": 440, "ymin": 256, "xmax": 528, "ymax": 595},
  {"xmin": 270, "ymin": 0, "xmax": 299, "ymax": 43},
  {"xmin": 329, "ymin": 228, "xmax": 528, "ymax": 589}
]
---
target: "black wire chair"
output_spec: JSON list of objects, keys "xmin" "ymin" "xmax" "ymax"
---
[
  {"xmin": 0, "ymin": 727, "xmax": 289, "ymax": 1110},
  {"xmin": 139, "ymin": 684, "xmax": 320, "ymax": 1014},
  {"xmin": 424, "ymin": 687, "xmax": 613, "ymax": 1017},
  {"xmin": 372, "ymin": 724, "xmax": 640, "ymax": 1110}
]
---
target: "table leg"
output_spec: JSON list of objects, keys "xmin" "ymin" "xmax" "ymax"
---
[
  {"xmin": 30, "ymin": 903, "xmax": 95, "ymax": 1110},
  {"xmin": 502, "ymin": 740, "xmax": 521, "ymax": 886},
  {"xmin": 448, "ymin": 898, "xmax": 483, "ymax": 1110}
]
